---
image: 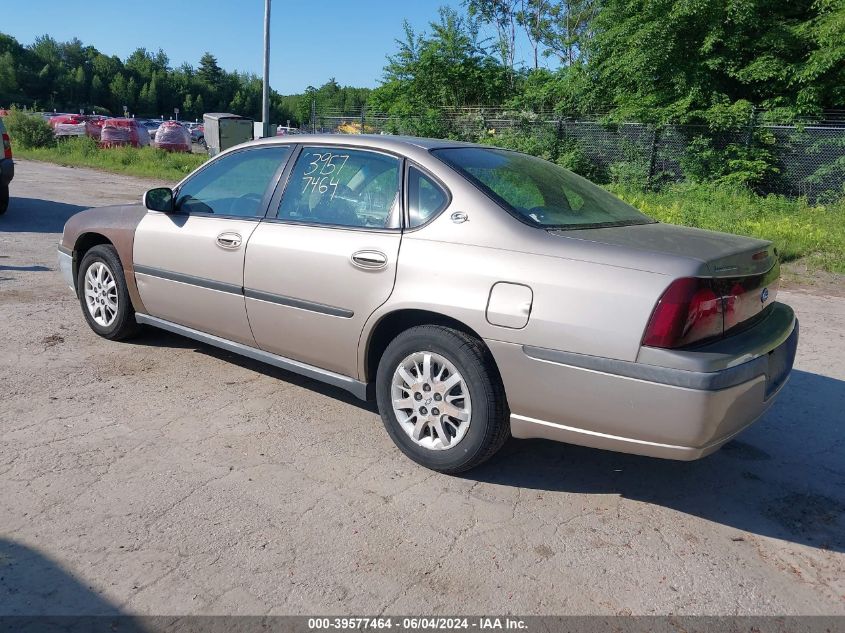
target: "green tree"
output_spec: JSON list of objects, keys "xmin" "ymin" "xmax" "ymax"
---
[
  {"xmin": 0, "ymin": 51, "xmax": 17, "ymax": 99},
  {"xmin": 797, "ymin": 0, "xmax": 845, "ymax": 111},
  {"xmin": 371, "ymin": 7, "xmax": 512, "ymax": 116},
  {"xmin": 109, "ymin": 73, "xmax": 130, "ymax": 114},
  {"xmin": 89, "ymin": 75, "xmax": 105, "ymax": 108},
  {"xmin": 197, "ymin": 52, "xmax": 223, "ymax": 85},
  {"xmin": 541, "ymin": 0, "xmax": 599, "ymax": 66},
  {"xmin": 585, "ymin": 0, "xmax": 825, "ymax": 123}
]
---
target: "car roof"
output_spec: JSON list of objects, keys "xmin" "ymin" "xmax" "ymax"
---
[{"xmin": 247, "ymin": 133, "xmax": 481, "ymax": 153}]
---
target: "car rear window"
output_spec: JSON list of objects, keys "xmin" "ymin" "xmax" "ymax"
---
[{"xmin": 432, "ymin": 147, "xmax": 654, "ymax": 230}]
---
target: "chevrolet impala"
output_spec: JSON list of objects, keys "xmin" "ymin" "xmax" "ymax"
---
[{"xmin": 58, "ymin": 135, "xmax": 798, "ymax": 473}]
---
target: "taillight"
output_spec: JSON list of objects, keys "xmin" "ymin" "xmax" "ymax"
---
[
  {"xmin": 642, "ymin": 278, "xmax": 724, "ymax": 349},
  {"xmin": 2, "ymin": 133, "xmax": 11, "ymax": 159},
  {"xmin": 643, "ymin": 264, "xmax": 780, "ymax": 349}
]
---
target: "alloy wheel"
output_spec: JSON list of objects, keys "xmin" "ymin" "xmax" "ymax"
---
[
  {"xmin": 84, "ymin": 261, "xmax": 118, "ymax": 327},
  {"xmin": 391, "ymin": 351, "xmax": 472, "ymax": 450}
]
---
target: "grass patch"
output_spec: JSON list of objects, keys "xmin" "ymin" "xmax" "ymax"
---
[
  {"xmin": 611, "ymin": 182, "xmax": 845, "ymax": 274},
  {"xmin": 15, "ymin": 136, "xmax": 207, "ymax": 182}
]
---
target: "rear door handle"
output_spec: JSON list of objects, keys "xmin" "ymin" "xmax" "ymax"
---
[
  {"xmin": 351, "ymin": 250, "xmax": 388, "ymax": 270},
  {"xmin": 216, "ymin": 232, "xmax": 242, "ymax": 250}
]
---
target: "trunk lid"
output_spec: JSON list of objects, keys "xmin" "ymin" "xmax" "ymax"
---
[{"xmin": 555, "ymin": 222, "xmax": 776, "ymax": 277}]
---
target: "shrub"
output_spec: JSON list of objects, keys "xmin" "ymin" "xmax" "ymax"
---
[
  {"xmin": 556, "ymin": 146, "xmax": 607, "ymax": 183},
  {"xmin": 4, "ymin": 108, "xmax": 54, "ymax": 149},
  {"xmin": 681, "ymin": 134, "xmax": 780, "ymax": 190},
  {"xmin": 609, "ymin": 160, "xmax": 650, "ymax": 190},
  {"xmin": 481, "ymin": 126, "xmax": 557, "ymax": 160},
  {"xmin": 611, "ymin": 182, "xmax": 845, "ymax": 273}
]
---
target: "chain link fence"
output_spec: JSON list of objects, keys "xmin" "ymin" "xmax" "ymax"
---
[{"xmin": 299, "ymin": 106, "xmax": 845, "ymax": 200}]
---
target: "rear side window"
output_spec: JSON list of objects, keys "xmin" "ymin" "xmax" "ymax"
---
[
  {"xmin": 407, "ymin": 166, "xmax": 448, "ymax": 227},
  {"xmin": 277, "ymin": 147, "xmax": 400, "ymax": 229},
  {"xmin": 433, "ymin": 147, "xmax": 652, "ymax": 230},
  {"xmin": 175, "ymin": 146, "xmax": 290, "ymax": 217}
]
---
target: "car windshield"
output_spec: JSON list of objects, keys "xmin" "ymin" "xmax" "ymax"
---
[{"xmin": 432, "ymin": 147, "xmax": 654, "ymax": 230}]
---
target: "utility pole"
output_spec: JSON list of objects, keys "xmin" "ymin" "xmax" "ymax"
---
[{"xmin": 262, "ymin": 0, "xmax": 271, "ymax": 138}]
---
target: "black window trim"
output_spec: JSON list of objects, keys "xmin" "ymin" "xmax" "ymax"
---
[
  {"xmin": 403, "ymin": 160, "xmax": 452, "ymax": 232},
  {"xmin": 167, "ymin": 143, "xmax": 294, "ymax": 221},
  {"xmin": 263, "ymin": 142, "xmax": 406, "ymax": 233}
]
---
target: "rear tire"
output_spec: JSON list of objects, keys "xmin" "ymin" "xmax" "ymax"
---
[
  {"xmin": 77, "ymin": 245, "xmax": 140, "ymax": 341},
  {"xmin": 376, "ymin": 325, "xmax": 509, "ymax": 474},
  {"xmin": 0, "ymin": 185, "xmax": 8, "ymax": 215}
]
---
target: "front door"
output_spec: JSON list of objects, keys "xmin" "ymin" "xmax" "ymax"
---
[
  {"xmin": 244, "ymin": 145, "xmax": 403, "ymax": 377},
  {"xmin": 134, "ymin": 145, "xmax": 291, "ymax": 345}
]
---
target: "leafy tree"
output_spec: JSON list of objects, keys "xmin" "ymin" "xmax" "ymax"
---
[
  {"xmin": 797, "ymin": 0, "xmax": 845, "ymax": 110},
  {"xmin": 90, "ymin": 75, "xmax": 106, "ymax": 107},
  {"xmin": 542, "ymin": 0, "xmax": 599, "ymax": 66},
  {"xmin": 0, "ymin": 51, "xmax": 17, "ymax": 98},
  {"xmin": 108, "ymin": 73, "xmax": 130, "ymax": 113},
  {"xmin": 585, "ymin": 0, "xmax": 827, "ymax": 123},
  {"xmin": 371, "ymin": 8, "xmax": 512, "ymax": 115},
  {"xmin": 197, "ymin": 52, "xmax": 223, "ymax": 86},
  {"xmin": 465, "ymin": 0, "xmax": 519, "ymax": 72}
]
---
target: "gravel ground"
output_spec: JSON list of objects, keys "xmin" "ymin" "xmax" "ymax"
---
[{"xmin": 1, "ymin": 159, "xmax": 844, "ymax": 616}]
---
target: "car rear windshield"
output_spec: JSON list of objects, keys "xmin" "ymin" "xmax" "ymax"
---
[{"xmin": 432, "ymin": 147, "xmax": 654, "ymax": 230}]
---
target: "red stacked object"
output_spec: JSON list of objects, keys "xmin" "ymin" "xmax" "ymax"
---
[
  {"xmin": 99, "ymin": 119, "xmax": 151, "ymax": 148},
  {"xmin": 153, "ymin": 121, "xmax": 191, "ymax": 153}
]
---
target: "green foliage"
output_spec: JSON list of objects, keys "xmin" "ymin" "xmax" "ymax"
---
[
  {"xmin": 609, "ymin": 161, "xmax": 649, "ymax": 190},
  {"xmin": 555, "ymin": 145, "xmax": 603, "ymax": 182},
  {"xmin": 582, "ymin": 0, "xmax": 845, "ymax": 125},
  {"xmin": 369, "ymin": 8, "xmax": 515, "ymax": 115},
  {"xmin": 481, "ymin": 122, "xmax": 557, "ymax": 160},
  {"xmin": 680, "ymin": 135, "xmax": 780, "ymax": 189},
  {"xmin": 613, "ymin": 182, "xmax": 845, "ymax": 273},
  {"xmin": 4, "ymin": 107, "xmax": 53, "ymax": 148}
]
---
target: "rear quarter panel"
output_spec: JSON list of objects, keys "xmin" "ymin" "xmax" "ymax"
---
[
  {"xmin": 363, "ymin": 237, "xmax": 671, "ymax": 370},
  {"xmin": 357, "ymin": 159, "xmax": 692, "ymax": 380}
]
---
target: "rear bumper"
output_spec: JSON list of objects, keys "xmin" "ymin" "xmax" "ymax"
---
[
  {"xmin": 488, "ymin": 303, "xmax": 798, "ymax": 460},
  {"xmin": 0, "ymin": 158, "xmax": 13, "ymax": 186}
]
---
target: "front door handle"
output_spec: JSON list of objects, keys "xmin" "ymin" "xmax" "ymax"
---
[
  {"xmin": 351, "ymin": 250, "xmax": 388, "ymax": 270},
  {"xmin": 216, "ymin": 232, "xmax": 242, "ymax": 250}
]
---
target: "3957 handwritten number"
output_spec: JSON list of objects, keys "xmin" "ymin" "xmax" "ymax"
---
[{"xmin": 302, "ymin": 152, "xmax": 350, "ymax": 200}]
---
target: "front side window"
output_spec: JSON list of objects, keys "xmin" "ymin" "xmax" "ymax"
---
[
  {"xmin": 175, "ymin": 146, "xmax": 290, "ymax": 217},
  {"xmin": 407, "ymin": 166, "xmax": 448, "ymax": 227},
  {"xmin": 432, "ymin": 147, "xmax": 653, "ymax": 230},
  {"xmin": 277, "ymin": 147, "xmax": 400, "ymax": 229}
]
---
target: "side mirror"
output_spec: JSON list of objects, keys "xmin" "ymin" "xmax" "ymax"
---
[{"xmin": 143, "ymin": 187, "xmax": 174, "ymax": 213}]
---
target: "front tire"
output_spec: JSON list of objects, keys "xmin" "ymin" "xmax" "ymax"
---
[
  {"xmin": 77, "ymin": 245, "xmax": 140, "ymax": 341},
  {"xmin": 376, "ymin": 325, "xmax": 509, "ymax": 474}
]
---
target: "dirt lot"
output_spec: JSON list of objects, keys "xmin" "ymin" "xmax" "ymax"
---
[{"xmin": 1, "ymin": 159, "xmax": 844, "ymax": 616}]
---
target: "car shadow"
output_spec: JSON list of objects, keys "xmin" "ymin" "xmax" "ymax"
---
[
  {"xmin": 1, "ymin": 197, "xmax": 88, "ymax": 233},
  {"xmin": 0, "ymin": 265, "xmax": 51, "ymax": 272},
  {"xmin": 125, "ymin": 327, "xmax": 844, "ymax": 552},
  {"xmin": 467, "ymin": 369, "xmax": 845, "ymax": 553},
  {"xmin": 129, "ymin": 328, "xmax": 379, "ymax": 413},
  {"xmin": 0, "ymin": 539, "xmax": 147, "ymax": 629}
]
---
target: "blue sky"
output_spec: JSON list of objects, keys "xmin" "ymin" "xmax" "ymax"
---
[{"xmin": 4, "ymin": 0, "xmax": 538, "ymax": 94}]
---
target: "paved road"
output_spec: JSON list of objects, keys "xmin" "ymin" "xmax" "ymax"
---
[{"xmin": 1, "ymin": 159, "xmax": 843, "ymax": 616}]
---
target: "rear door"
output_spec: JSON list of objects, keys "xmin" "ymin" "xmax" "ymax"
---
[
  {"xmin": 244, "ymin": 145, "xmax": 403, "ymax": 377},
  {"xmin": 133, "ymin": 145, "xmax": 291, "ymax": 345}
]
